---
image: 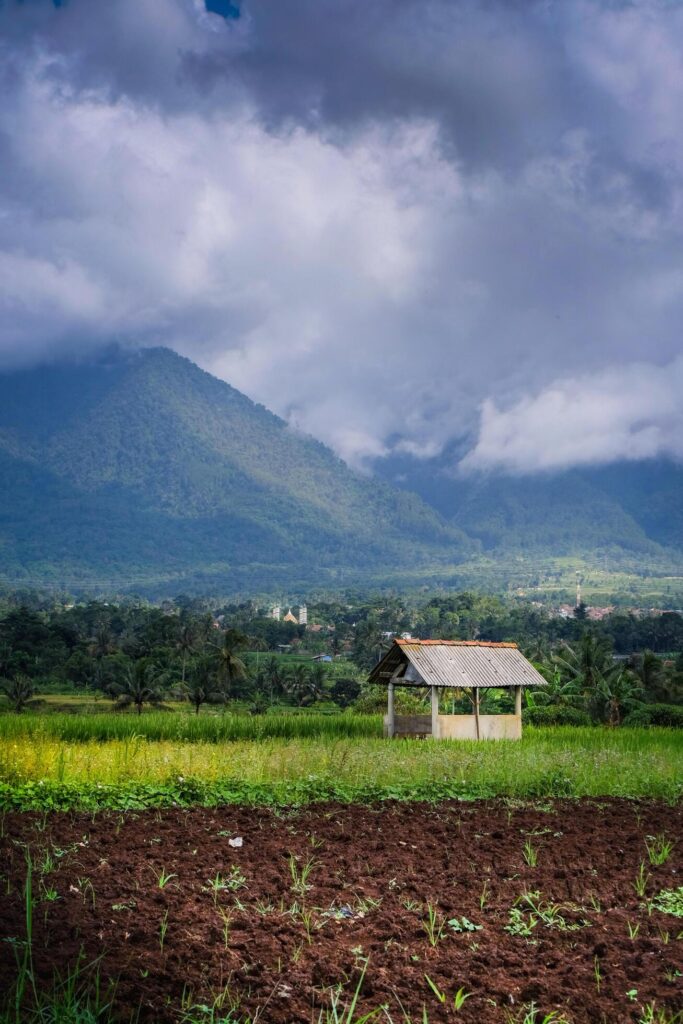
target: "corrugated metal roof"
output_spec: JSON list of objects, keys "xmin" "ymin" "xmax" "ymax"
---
[{"xmin": 369, "ymin": 639, "xmax": 547, "ymax": 689}]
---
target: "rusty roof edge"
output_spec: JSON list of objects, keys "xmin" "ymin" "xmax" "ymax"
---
[{"xmin": 396, "ymin": 638, "xmax": 518, "ymax": 649}]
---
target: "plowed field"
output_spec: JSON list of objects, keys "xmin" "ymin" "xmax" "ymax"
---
[{"xmin": 1, "ymin": 800, "xmax": 681, "ymax": 1022}]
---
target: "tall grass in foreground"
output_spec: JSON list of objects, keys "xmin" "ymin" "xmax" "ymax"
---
[
  {"xmin": 1, "ymin": 727, "xmax": 681, "ymax": 804},
  {"xmin": 0, "ymin": 711, "xmax": 382, "ymax": 743}
]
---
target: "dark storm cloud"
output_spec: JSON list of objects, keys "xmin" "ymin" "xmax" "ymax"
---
[{"xmin": 0, "ymin": 0, "xmax": 681, "ymax": 469}]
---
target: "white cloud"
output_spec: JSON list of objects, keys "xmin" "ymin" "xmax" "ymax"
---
[
  {"xmin": 462, "ymin": 358, "xmax": 683, "ymax": 473},
  {"xmin": 0, "ymin": 0, "xmax": 682, "ymax": 471}
]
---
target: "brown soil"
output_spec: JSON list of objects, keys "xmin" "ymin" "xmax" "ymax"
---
[{"xmin": 1, "ymin": 800, "xmax": 681, "ymax": 1023}]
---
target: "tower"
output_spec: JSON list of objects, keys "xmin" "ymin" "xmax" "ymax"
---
[
  {"xmin": 272, "ymin": 606, "xmax": 281, "ymax": 621},
  {"xmin": 298, "ymin": 604, "xmax": 307, "ymax": 626}
]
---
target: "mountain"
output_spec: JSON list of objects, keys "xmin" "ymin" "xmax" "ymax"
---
[
  {"xmin": 373, "ymin": 445, "xmax": 683, "ymax": 560},
  {"xmin": 0, "ymin": 347, "xmax": 472, "ymax": 592}
]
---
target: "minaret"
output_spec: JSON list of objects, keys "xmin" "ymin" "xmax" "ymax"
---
[
  {"xmin": 298, "ymin": 604, "xmax": 308, "ymax": 626},
  {"xmin": 575, "ymin": 573, "xmax": 582, "ymax": 609},
  {"xmin": 272, "ymin": 605, "xmax": 281, "ymax": 621}
]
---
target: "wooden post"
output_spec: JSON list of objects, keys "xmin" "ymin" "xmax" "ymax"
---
[
  {"xmin": 473, "ymin": 687, "xmax": 480, "ymax": 740},
  {"xmin": 514, "ymin": 685, "xmax": 522, "ymax": 717},
  {"xmin": 431, "ymin": 686, "xmax": 440, "ymax": 739},
  {"xmin": 387, "ymin": 681, "xmax": 395, "ymax": 738}
]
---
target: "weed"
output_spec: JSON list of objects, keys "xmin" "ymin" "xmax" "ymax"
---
[
  {"xmin": 652, "ymin": 887, "xmax": 683, "ymax": 917},
  {"xmin": 159, "ymin": 909, "xmax": 169, "ymax": 953},
  {"xmin": 153, "ymin": 866, "xmax": 178, "ymax": 889},
  {"xmin": 479, "ymin": 879, "xmax": 490, "ymax": 912},
  {"xmin": 633, "ymin": 862, "xmax": 651, "ymax": 899},
  {"xmin": 645, "ymin": 835, "xmax": 675, "ymax": 866},
  {"xmin": 447, "ymin": 916, "xmax": 482, "ymax": 933},
  {"xmin": 288, "ymin": 854, "xmax": 315, "ymax": 898},
  {"xmin": 424, "ymin": 975, "xmax": 471, "ymax": 1012},
  {"xmin": 523, "ymin": 840, "xmax": 538, "ymax": 868},
  {"xmin": 627, "ymin": 920, "xmax": 640, "ymax": 940},
  {"xmin": 593, "ymin": 956, "xmax": 602, "ymax": 994},
  {"xmin": 421, "ymin": 903, "xmax": 447, "ymax": 947}
]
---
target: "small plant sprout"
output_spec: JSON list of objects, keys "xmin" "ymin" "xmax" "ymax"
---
[
  {"xmin": 479, "ymin": 879, "xmax": 490, "ymax": 912},
  {"xmin": 153, "ymin": 867, "xmax": 178, "ymax": 889},
  {"xmin": 523, "ymin": 840, "xmax": 538, "ymax": 868},
  {"xmin": 288, "ymin": 854, "xmax": 315, "ymax": 898},
  {"xmin": 645, "ymin": 835, "xmax": 674, "ymax": 866},
  {"xmin": 159, "ymin": 909, "xmax": 169, "ymax": 953},
  {"xmin": 627, "ymin": 920, "xmax": 640, "ymax": 940},
  {"xmin": 593, "ymin": 956, "xmax": 602, "ymax": 994},
  {"xmin": 633, "ymin": 862, "xmax": 651, "ymax": 899},
  {"xmin": 627, "ymin": 989, "xmax": 638, "ymax": 1002},
  {"xmin": 422, "ymin": 903, "xmax": 447, "ymax": 947}
]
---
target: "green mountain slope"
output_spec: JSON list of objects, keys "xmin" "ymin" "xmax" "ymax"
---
[{"xmin": 0, "ymin": 348, "xmax": 472, "ymax": 589}]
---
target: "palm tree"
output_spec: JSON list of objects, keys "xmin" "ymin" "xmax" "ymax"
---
[
  {"xmin": 183, "ymin": 657, "xmax": 220, "ymax": 715},
  {"xmin": 1, "ymin": 673, "xmax": 34, "ymax": 712},
  {"xmin": 284, "ymin": 664, "xmax": 322, "ymax": 707},
  {"xmin": 595, "ymin": 668, "xmax": 642, "ymax": 726},
  {"xmin": 176, "ymin": 622, "xmax": 199, "ymax": 685},
  {"xmin": 211, "ymin": 628, "xmax": 248, "ymax": 701},
  {"xmin": 551, "ymin": 634, "xmax": 638, "ymax": 723},
  {"xmin": 109, "ymin": 658, "xmax": 166, "ymax": 715}
]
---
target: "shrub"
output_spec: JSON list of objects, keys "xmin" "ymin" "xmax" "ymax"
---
[
  {"xmin": 524, "ymin": 705, "xmax": 592, "ymax": 726},
  {"xmin": 623, "ymin": 704, "xmax": 683, "ymax": 728}
]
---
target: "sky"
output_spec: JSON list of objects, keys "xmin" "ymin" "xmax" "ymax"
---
[{"xmin": 0, "ymin": 0, "xmax": 682, "ymax": 474}]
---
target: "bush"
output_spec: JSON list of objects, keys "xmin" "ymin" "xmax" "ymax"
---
[
  {"xmin": 623, "ymin": 704, "xmax": 683, "ymax": 728},
  {"xmin": 524, "ymin": 705, "xmax": 592, "ymax": 726}
]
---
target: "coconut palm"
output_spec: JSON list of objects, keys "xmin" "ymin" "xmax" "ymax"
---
[
  {"xmin": 108, "ymin": 658, "xmax": 166, "ymax": 715},
  {"xmin": 176, "ymin": 621, "xmax": 199, "ymax": 685},
  {"xmin": 211, "ymin": 628, "xmax": 248, "ymax": 701},
  {"xmin": 182, "ymin": 657, "xmax": 221, "ymax": 715}
]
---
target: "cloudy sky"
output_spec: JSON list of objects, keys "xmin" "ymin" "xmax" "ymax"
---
[{"xmin": 1, "ymin": 0, "xmax": 682, "ymax": 473}]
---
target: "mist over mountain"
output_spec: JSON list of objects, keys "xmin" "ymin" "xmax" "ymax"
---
[{"xmin": 373, "ymin": 446, "xmax": 683, "ymax": 559}]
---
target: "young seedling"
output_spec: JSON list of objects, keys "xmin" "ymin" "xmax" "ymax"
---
[
  {"xmin": 288, "ymin": 854, "xmax": 315, "ymax": 898},
  {"xmin": 479, "ymin": 879, "xmax": 490, "ymax": 912},
  {"xmin": 523, "ymin": 840, "xmax": 538, "ymax": 868},
  {"xmin": 424, "ymin": 975, "xmax": 471, "ymax": 1012},
  {"xmin": 159, "ymin": 910, "xmax": 169, "ymax": 953},
  {"xmin": 633, "ymin": 862, "xmax": 651, "ymax": 899},
  {"xmin": 593, "ymin": 956, "xmax": 602, "ymax": 994},
  {"xmin": 627, "ymin": 920, "xmax": 640, "ymax": 940},
  {"xmin": 153, "ymin": 867, "xmax": 178, "ymax": 889},
  {"xmin": 422, "ymin": 902, "xmax": 447, "ymax": 947},
  {"xmin": 646, "ymin": 835, "xmax": 674, "ymax": 867}
]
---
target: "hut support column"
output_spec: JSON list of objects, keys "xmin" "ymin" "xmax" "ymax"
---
[
  {"xmin": 514, "ymin": 686, "xmax": 522, "ymax": 717},
  {"xmin": 431, "ymin": 686, "xmax": 440, "ymax": 739},
  {"xmin": 387, "ymin": 682, "xmax": 395, "ymax": 738},
  {"xmin": 473, "ymin": 688, "xmax": 480, "ymax": 740}
]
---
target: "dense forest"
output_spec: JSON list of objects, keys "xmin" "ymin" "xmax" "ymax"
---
[{"xmin": 1, "ymin": 591, "xmax": 681, "ymax": 727}]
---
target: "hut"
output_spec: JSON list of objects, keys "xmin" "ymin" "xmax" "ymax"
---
[{"xmin": 369, "ymin": 639, "xmax": 547, "ymax": 740}]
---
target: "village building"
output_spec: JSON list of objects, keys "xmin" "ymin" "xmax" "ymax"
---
[{"xmin": 370, "ymin": 638, "xmax": 547, "ymax": 740}]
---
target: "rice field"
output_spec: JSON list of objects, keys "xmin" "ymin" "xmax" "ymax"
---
[
  {"xmin": 1, "ymin": 725, "xmax": 681, "ymax": 807},
  {"xmin": 0, "ymin": 709, "xmax": 380, "ymax": 743}
]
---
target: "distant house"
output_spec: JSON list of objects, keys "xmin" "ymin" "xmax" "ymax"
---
[{"xmin": 312, "ymin": 654, "xmax": 333, "ymax": 662}]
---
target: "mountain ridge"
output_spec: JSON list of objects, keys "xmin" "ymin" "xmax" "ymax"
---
[{"xmin": 0, "ymin": 346, "xmax": 681, "ymax": 595}]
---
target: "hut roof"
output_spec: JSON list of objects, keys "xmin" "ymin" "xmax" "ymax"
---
[{"xmin": 369, "ymin": 639, "xmax": 548, "ymax": 690}]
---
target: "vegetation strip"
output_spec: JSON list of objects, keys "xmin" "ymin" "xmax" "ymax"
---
[{"xmin": 2, "ymin": 728, "xmax": 681, "ymax": 808}]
